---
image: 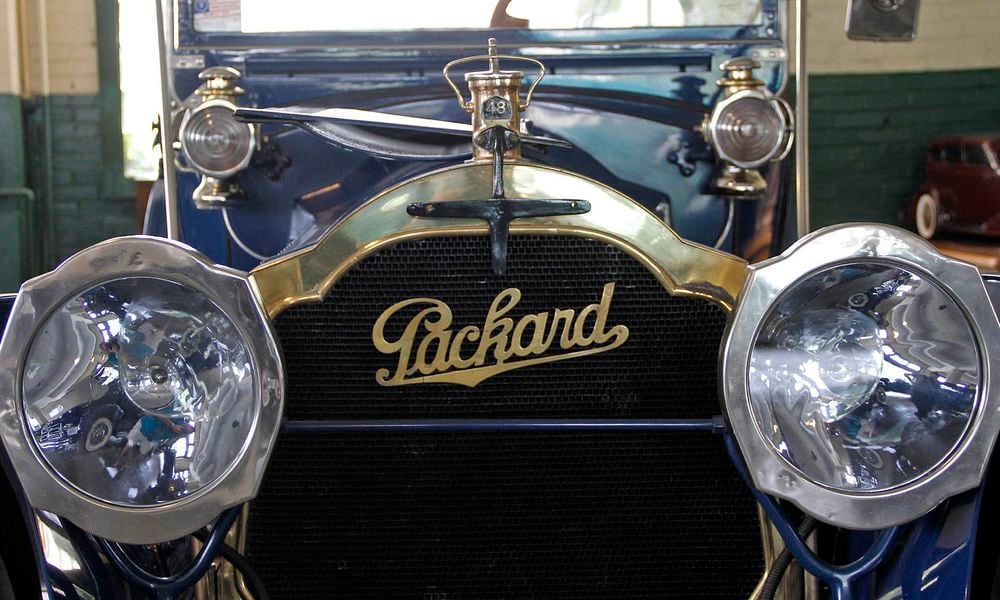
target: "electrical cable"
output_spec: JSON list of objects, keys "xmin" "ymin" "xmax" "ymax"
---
[
  {"xmin": 713, "ymin": 197, "xmax": 735, "ymax": 249},
  {"xmin": 95, "ymin": 507, "xmax": 241, "ymax": 600},
  {"xmin": 221, "ymin": 208, "xmax": 268, "ymax": 261},
  {"xmin": 192, "ymin": 531, "xmax": 270, "ymax": 600},
  {"xmin": 760, "ymin": 515, "xmax": 818, "ymax": 600}
]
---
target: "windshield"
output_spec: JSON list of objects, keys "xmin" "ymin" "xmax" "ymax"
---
[{"xmin": 193, "ymin": 0, "xmax": 765, "ymax": 33}]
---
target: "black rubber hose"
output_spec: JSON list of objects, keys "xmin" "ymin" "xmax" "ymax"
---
[
  {"xmin": 192, "ymin": 531, "xmax": 270, "ymax": 600},
  {"xmin": 759, "ymin": 516, "xmax": 818, "ymax": 600}
]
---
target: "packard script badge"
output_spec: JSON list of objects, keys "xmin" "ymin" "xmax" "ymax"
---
[{"xmin": 372, "ymin": 282, "xmax": 629, "ymax": 387}]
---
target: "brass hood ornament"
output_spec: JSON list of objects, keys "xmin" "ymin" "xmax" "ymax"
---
[
  {"xmin": 373, "ymin": 282, "xmax": 629, "ymax": 387},
  {"xmin": 442, "ymin": 37, "xmax": 545, "ymax": 162},
  {"xmin": 408, "ymin": 39, "xmax": 591, "ymax": 275}
]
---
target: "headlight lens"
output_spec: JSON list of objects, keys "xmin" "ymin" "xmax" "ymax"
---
[
  {"xmin": 749, "ymin": 263, "xmax": 978, "ymax": 492},
  {"xmin": 707, "ymin": 91, "xmax": 793, "ymax": 169},
  {"xmin": 180, "ymin": 101, "xmax": 255, "ymax": 177},
  {"xmin": 23, "ymin": 278, "xmax": 255, "ymax": 506},
  {"xmin": 723, "ymin": 225, "xmax": 1000, "ymax": 530},
  {"xmin": 0, "ymin": 237, "xmax": 282, "ymax": 543},
  {"xmin": 714, "ymin": 96, "xmax": 783, "ymax": 164}
]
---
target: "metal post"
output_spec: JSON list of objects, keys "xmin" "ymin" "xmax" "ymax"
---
[
  {"xmin": 155, "ymin": 0, "xmax": 181, "ymax": 240},
  {"xmin": 795, "ymin": 0, "xmax": 810, "ymax": 238}
]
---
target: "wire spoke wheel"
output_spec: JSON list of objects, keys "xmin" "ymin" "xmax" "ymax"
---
[{"xmin": 84, "ymin": 416, "xmax": 114, "ymax": 452}]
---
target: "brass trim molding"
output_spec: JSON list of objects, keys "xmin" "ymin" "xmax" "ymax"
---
[{"xmin": 250, "ymin": 162, "xmax": 748, "ymax": 316}]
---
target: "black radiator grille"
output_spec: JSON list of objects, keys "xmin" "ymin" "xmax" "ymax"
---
[
  {"xmin": 248, "ymin": 432, "xmax": 763, "ymax": 599},
  {"xmin": 274, "ymin": 235, "xmax": 729, "ymax": 420},
  {"xmin": 249, "ymin": 235, "xmax": 762, "ymax": 598}
]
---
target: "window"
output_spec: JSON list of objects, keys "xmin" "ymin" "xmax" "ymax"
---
[
  {"xmin": 118, "ymin": 1, "xmax": 162, "ymax": 181},
  {"xmin": 194, "ymin": 0, "xmax": 765, "ymax": 33},
  {"xmin": 942, "ymin": 145, "xmax": 962, "ymax": 164},
  {"xmin": 965, "ymin": 144, "xmax": 990, "ymax": 166}
]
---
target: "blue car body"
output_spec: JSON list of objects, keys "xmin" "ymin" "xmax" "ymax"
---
[{"xmin": 148, "ymin": 2, "xmax": 791, "ymax": 270}]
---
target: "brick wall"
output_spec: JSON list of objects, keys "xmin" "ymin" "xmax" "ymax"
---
[
  {"xmin": 0, "ymin": 0, "xmax": 28, "ymax": 289},
  {"xmin": 47, "ymin": 95, "xmax": 134, "ymax": 260}
]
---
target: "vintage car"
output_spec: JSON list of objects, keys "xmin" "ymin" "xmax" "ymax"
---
[
  {"xmin": 1, "ymin": 2, "xmax": 1000, "ymax": 599},
  {"xmin": 911, "ymin": 135, "xmax": 1000, "ymax": 239}
]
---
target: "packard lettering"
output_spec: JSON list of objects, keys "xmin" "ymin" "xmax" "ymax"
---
[{"xmin": 373, "ymin": 282, "xmax": 629, "ymax": 387}]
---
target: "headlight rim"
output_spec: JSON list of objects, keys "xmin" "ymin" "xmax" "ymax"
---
[
  {"xmin": 0, "ymin": 235, "xmax": 283, "ymax": 544},
  {"xmin": 722, "ymin": 223, "xmax": 999, "ymax": 530}
]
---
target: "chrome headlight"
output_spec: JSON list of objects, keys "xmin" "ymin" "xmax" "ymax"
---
[
  {"xmin": 178, "ymin": 66, "xmax": 256, "ymax": 209},
  {"xmin": 179, "ymin": 99, "xmax": 255, "ymax": 178},
  {"xmin": 706, "ymin": 90, "xmax": 793, "ymax": 170},
  {"xmin": 0, "ymin": 237, "xmax": 283, "ymax": 543},
  {"xmin": 723, "ymin": 225, "xmax": 1000, "ymax": 529}
]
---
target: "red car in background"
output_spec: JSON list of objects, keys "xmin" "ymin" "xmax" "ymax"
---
[{"xmin": 911, "ymin": 135, "xmax": 1000, "ymax": 238}]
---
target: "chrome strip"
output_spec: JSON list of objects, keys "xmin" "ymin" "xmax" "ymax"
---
[
  {"xmin": 794, "ymin": 0, "xmax": 809, "ymax": 237},
  {"xmin": 157, "ymin": 0, "xmax": 181, "ymax": 240}
]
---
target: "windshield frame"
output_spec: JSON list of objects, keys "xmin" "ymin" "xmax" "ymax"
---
[{"xmin": 174, "ymin": 0, "xmax": 785, "ymax": 50}]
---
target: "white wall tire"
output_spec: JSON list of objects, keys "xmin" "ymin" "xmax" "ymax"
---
[
  {"xmin": 915, "ymin": 193, "xmax": 939, "ymax": 239},
  {"xmin": 84, "ymin": 416, "xmax": 114, "ymax": 452}
]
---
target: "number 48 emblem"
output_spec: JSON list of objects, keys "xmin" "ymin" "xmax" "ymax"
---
[{"xmin": 482, "ymin": 95, "xmax": 512, "ymax": 121}]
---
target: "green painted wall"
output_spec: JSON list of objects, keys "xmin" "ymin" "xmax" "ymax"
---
[
  {"xmin": 0, "ymin": 93, "xmax": 32, "ymax": 291},
  {"xmin": 0, "ymin": 94, "xmax": 25, "ymax": 188},
  {"xmin": 48, "ymin": 94, "xmax": 134, "ymax": 259},
  {"xmin": 809, "ymin": 68, "xmax": 1000, "ymax": 230}
]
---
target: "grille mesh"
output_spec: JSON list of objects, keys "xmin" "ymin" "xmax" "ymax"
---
[
  {"xmin": 248, "ymin": 235, "xmax": 762, "ymax": 598},
  {"xmin": 249, "ymin": 432, "xmax": 763, "ymax": 599},
  {"xmin": 274, "ymin": 235, "xmax": 729, "ymax": 419}
]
